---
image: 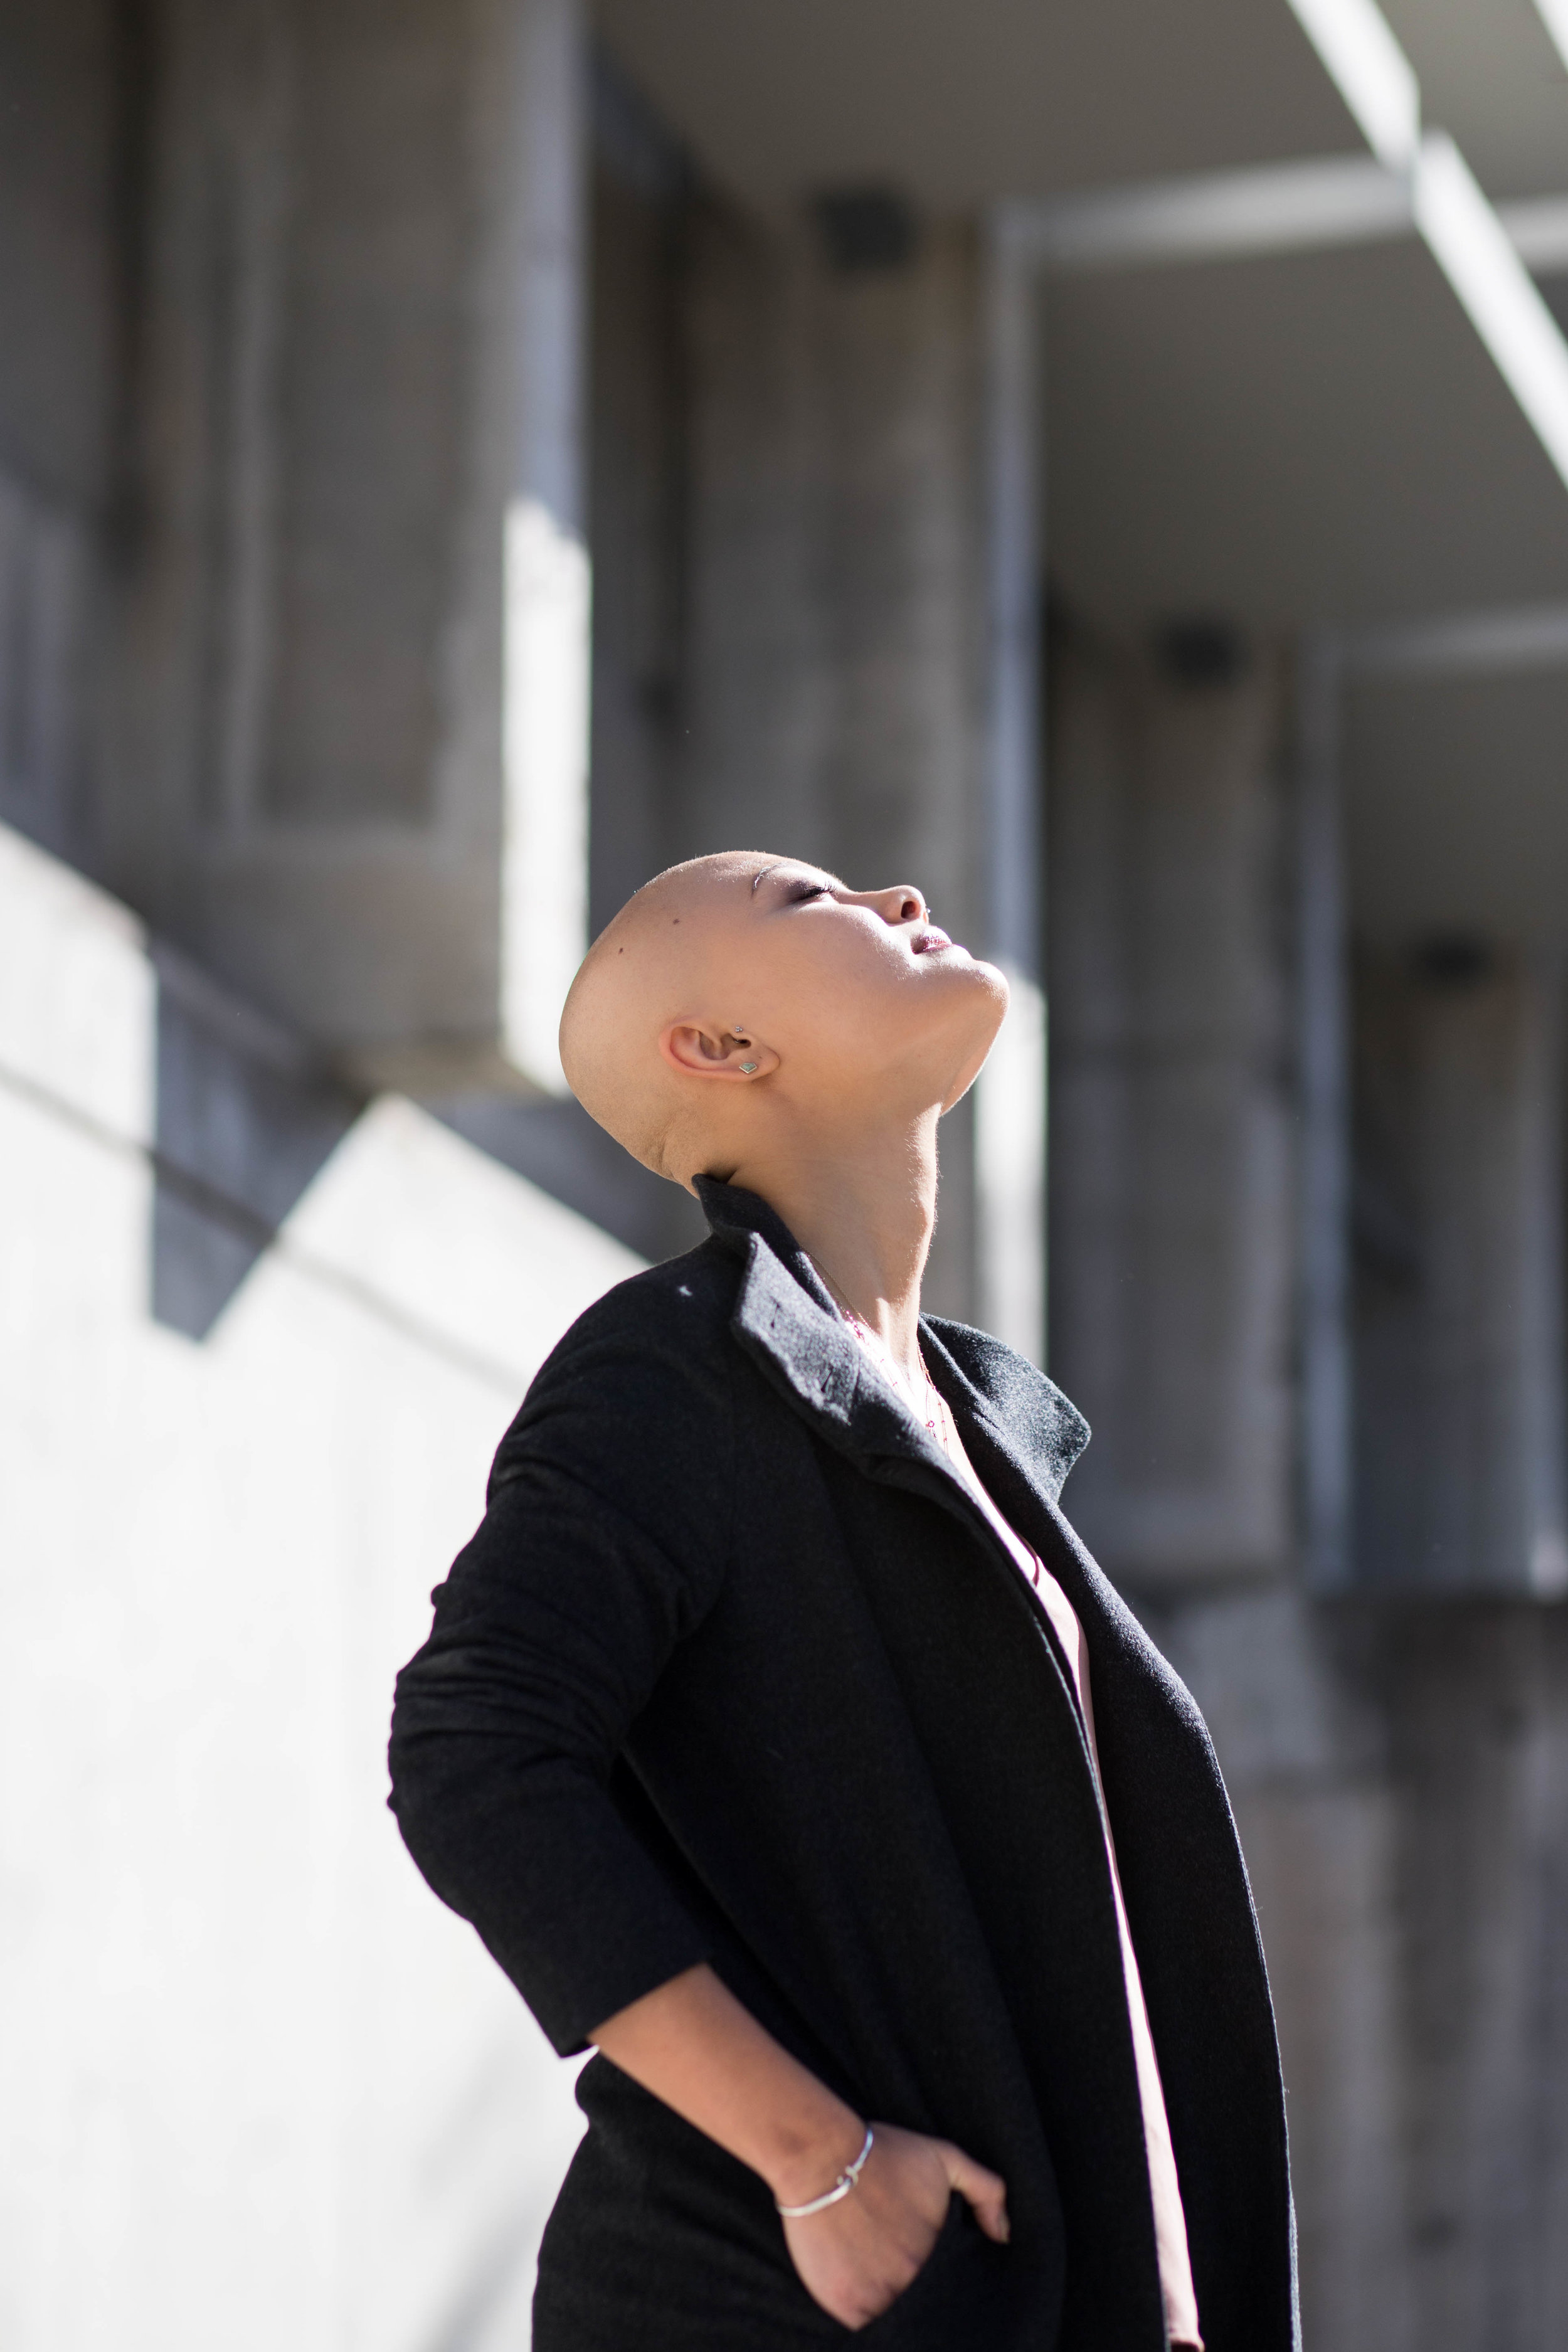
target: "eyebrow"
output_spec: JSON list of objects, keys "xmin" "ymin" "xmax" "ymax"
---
[{"xmin": 750, "ymin": 863, "xmax": 840, "ymax": 896}]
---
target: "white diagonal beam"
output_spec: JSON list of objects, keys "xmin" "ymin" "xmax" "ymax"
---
[
  {"xmin": 1285, "ymin": 0, "xmax": 1421, "ymax": 167},
  {"xmin": 1289, "ymin": 0, "xmax": 1568, "ymax": 497}
]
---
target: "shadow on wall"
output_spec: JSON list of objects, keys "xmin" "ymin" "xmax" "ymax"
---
[
  {"xmin": 433, "ymin": 1092, "xmax": 707, "ymax": 1267},
  {"xmin": 149, "ymin": 950, "xmax": 704, "ymax": 1344},
  {"xmin": 150, "ymin": 951, "xmax": 362, "ymax": 1340}
]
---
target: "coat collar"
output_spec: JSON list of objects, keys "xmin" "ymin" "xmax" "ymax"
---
[{"xmin": 694, "ymin": 1175, "xmax": 1089, "ymax": 1508}]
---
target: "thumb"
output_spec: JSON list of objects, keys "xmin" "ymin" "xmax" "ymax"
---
[{"xmin": 939, "ymin": 2143, "xmax": 1011, "ymax": 2245}]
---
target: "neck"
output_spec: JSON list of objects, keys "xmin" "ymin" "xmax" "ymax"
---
[{"xmin": 729, "ymin": 1106, "xmax": 940, "ymax": 1385}]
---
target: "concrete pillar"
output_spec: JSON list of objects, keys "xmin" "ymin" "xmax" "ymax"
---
[
  {"xmin": 1046, "ymin": 632, "xmax": 1295, "ymax": 1584},
  {"xmin": 0, "ymin": 0, "xmax": 119, "ymax": 873},
  {"xmin": 493, "ymin": 0, "xmax": 590, "ymax": 1091},
  {"xmin": 583, "ymin": 63, "xmax": 687, "ymax": 944},
  {"xmin": 673, "ymin": 200, "xmax": 988, "ymax": 1315},
  {"xmin": 1296, "ymin": 635, "xmax": 1354, "ymax": 1589},
  {"xmin": 1379, "ymin": 1609, "xmax": 1568, "ymax": 2352},
  {"xmin": 106, "ymin": 0, "xmax": 590, "ymax": 1091},
  {"xmin": 1353, "ymin": 945, "xmax": 1568, "ymax": 1592},
  {"xmin": 1149, "ymin": 1589, "xmax": 1414, "ymax": 2352},
  {"xmin": 0, "ymin": 478, "xmax": 94, "ymax": 865},
  {"xmin": 974, "ymin": 215, "xmax": 1045, "ymax": 1362}
]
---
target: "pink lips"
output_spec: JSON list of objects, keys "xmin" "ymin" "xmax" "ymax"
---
[{"xmin": 912, "ymin": 926, "xmax": 955, "ymax": 955}]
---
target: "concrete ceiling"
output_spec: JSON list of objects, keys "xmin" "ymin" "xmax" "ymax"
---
[
  {"xmin": 595, "ymin": 0, "xmax": 1568, "ymax": 942},
  {"xmin": 1044, "ymin": 236, "xmax": 1568, "ymax": 635},
  {"xmin": 596, "ymin": 0, "xmax": 1568, "ymax": 638},
  {"xmin": 1384, "ymin": 0, "xmax": 1568, "ymax": 203},
  {"xmin": 594, "ymin": 0, "xmax": 1568, "ymax": 212},
  {"xmin": 593, "ymin": 0, "xmax": 1358, "ymax": 210}
]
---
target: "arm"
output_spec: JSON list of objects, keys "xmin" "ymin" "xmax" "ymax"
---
[
  {"xmin": 592, "ymin": 1964, "xmax": 1009, "ymax": 2329},
  {"xmin": 390, "ymin": 1312, "xmax": 1007, "ymax": 2324},
  {"xmin": 389, "ymin": 1314, "xmax": 736, "ymax": 2050}
]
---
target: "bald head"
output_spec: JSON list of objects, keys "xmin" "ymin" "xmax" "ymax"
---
[
  {"xmin": 559, "ymin": 849, "xmax": 1007, "ymax": 1192},
  {"xmin": 560, "ymin": 852, "xmax": 782, "ymax": 1182}
]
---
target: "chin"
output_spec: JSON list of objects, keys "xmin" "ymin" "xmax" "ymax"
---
[
  {"xmin": 929, "ymin": 967, "xmax": 1008, "ymax": 1111},
  {"xmin": 941, "ymin": 951, "xmax": 1009, "ymax": 1022}
]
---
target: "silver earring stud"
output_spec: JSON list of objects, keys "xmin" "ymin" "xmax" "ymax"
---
[{"xmin": 739, "ymin": 1061, "xmax": 758, "ymax": 1074}]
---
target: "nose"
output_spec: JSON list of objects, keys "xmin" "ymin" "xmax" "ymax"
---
[{"xmin": 863, "ymin": 883, "xmax": 926, "ymax": 927}]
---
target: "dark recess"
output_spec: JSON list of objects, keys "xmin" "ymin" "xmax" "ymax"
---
[
  {"xmin": 812, "ymin": 187, "xmax": 922, "ymax": 274},
  {"xmin": 1154, "ymin": 616, "xmax": 1251, "ymax": 689}
]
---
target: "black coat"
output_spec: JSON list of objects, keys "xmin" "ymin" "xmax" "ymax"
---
[{"xmin": 389, "ymin": 1179, "xmax": 1298, "ymax": 2352}]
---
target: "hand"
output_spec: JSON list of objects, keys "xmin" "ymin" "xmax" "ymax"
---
[
  {"xmin": 586, "ymin": 1970, "xmax": 1007, "ymax": 2332},
  {"xmin": 778, "ymin": 2122, "xmax": 1010, "ymax": 2331}
]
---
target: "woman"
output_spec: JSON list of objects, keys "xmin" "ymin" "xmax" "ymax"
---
[{"xmin": 389, "ymin": 853, "xmax": 1298, "ymax": 2351}]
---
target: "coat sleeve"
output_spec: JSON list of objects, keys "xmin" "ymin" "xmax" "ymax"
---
[{"xmin": 388, "ymin": 1297, "xmax": 734, "ymax": 2055}]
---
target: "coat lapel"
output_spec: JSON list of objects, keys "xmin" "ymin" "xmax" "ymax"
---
[
  {"xmin": 700, "ymin": 1177, "xmax": 1112, "ymax": 1776},
  {"xmin": 920, "ymin": 1320, "xmax": 1193, "ymax": 1740},
  {"xmin": 724, "ymin": 1219, "xmax": 939, "ymax": 1473},
  {"xmin": 698, "ymin": 1175, "xmax": 962, "ymax": 1480},
  {"xmin": 921, "ymin": 1318, "xmax": 1089, "ymax": 1508},
  {"xmin": 697, "ymin": 1175, "xmax": 1091, "ymax": 1507}
]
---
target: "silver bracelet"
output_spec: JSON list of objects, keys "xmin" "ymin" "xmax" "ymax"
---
[{"xmin": 775, "ymin": 2126, "xmax": 876, "ymax": 2218}]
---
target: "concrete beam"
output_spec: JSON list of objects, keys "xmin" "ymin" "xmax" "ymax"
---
[
  {"xmin": 1000, "ymin": 152, "xmax": 1568, "ymax": 283},
  {"xmin": 1345, "ymin": 600, "xmax": 1568, "ymax": 678}
]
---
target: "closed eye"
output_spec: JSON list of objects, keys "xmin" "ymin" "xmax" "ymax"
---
[{"xmin": 785, "ymin": 881, "xmax": 831, "ymax": 904}]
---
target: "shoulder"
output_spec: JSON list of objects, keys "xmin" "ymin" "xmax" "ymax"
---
[
  {"xmin": 536, "ymin": 1236, "xmax": 741, "ymax": 1384},
  {"xmin": 489, "ymin": 1238, "xmax": 743, "ymax": 1497},
  {"xmin": 924, "ymin": 1315, "xmax": 1091, "ymax": 1506}
]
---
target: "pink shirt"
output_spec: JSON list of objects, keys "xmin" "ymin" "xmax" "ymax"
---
[{"xmin": 845, "ymin": 1321, "xmax": 1203, "ymax": 2351}]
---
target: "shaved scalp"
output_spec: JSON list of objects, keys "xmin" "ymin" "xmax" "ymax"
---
[{"xmin": 559, "ymin": 852, "xmax": 784, "ymax": 1182}]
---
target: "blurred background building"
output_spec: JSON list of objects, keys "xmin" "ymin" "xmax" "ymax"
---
[{"xmin": 4, "ymin": 1, "xmax": 1568, "ymax": 2345}]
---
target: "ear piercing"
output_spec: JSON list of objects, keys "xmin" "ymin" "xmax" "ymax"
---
[{"xmin": 739, "ymin": 1061, "xmax": 759, "ymax": 1074}]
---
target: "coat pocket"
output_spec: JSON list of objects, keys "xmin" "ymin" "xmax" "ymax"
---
[{"xmin": 852, "ymin": 2194, "xmax": 1014, "ymax": 2347}]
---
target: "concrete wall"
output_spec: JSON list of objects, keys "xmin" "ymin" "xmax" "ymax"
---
[{"xmin": 0, "ymin": 818, "xmax": 637, "ymax": 2350}]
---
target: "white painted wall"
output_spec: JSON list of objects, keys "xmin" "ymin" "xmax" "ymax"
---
[{"xmin": 0, "ymin": 822, "xmax": 643, "ymax": 2351}]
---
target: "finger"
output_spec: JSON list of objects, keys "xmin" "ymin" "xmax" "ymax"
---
[{"xmin": 940, "ymin": 2144, "xmax": 1012, "ymax": 2244}]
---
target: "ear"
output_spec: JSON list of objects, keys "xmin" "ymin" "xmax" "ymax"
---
[{"xmin": 659, "ymin": 1021, "xmax": 780, "ymax": 1081}]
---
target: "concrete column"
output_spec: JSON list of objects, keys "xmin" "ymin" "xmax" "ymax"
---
[
  {"xmin": 1375, "ymin": 1608, "xmax": 1568, "ymax": 2352},
  {"xmin": 107, "ymin": 0, "xmax": 591, "ymax": 1091},
  {"xmin": 582, "ymin": 61, "xmax": 688, "ymax": 941},
  {"xmin": 1296, "ymin": 635, "xmax": 1354, "ymax": 1589},
  {"xmin": 0, "ymin": 0, "xmax": 115, "ymax": 874},
  {"xmin": 494, "ymin": 0, "xmax": 590, "ymax": 1091},
  {"xmin": 675, "ymin": 201, "xmax": 988, "ymax": 1316},
  {"xmin": 975, "ymin": 216, "xmax": 1044, "ymax": 1362},
  {"xmin": 1046, "ymin": 632, "xmax": 1295, "ymax": 1585},
  {"xmin": 1353, "ymin": 944, "xmax": 1568, "ymax": 1592},
  {"xmin": 0, "ymin": 477, "xmax": 95, "ymax": 865},
  {"xmin": 1150, "ymin": 1588, "xmax": 1414, "ymax": 2352}
]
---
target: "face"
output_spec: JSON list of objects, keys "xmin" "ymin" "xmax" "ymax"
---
[{"xmin": 679, "ymin": 858, "xmax": 1009, "ymax": 1120}]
